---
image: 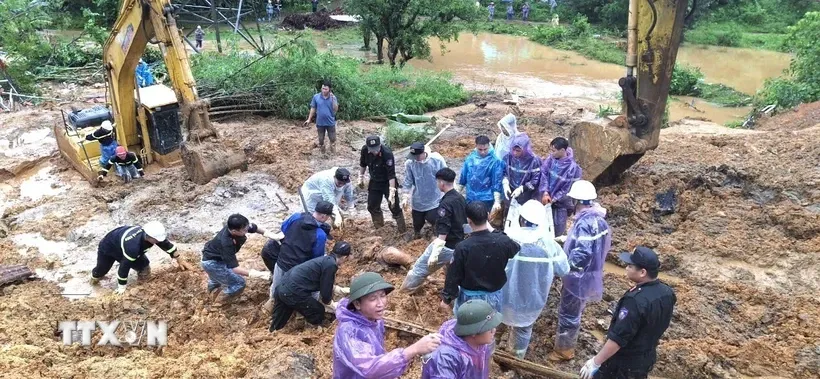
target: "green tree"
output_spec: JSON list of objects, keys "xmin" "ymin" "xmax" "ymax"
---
[{"xmin": 347, "ymin": 0, "xmax": 480, "ymax": 67}]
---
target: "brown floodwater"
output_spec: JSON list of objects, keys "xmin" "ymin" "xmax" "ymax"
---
[{"xmin": 405, "ymin": 33, "xmax": 791, "ymax": 125}]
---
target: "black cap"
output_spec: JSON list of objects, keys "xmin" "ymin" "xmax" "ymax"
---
[
  {"xmin": 315, "ymin": 201, "xmax": 334, "ymax": 215},
  {"xmin": 332, "ymin": 241, "xmax": 351, "ymax": 256},
  {"xmin": 619, "ymin": 246, "xmax": 660, "ymax": 272},
  {"xmin": 334, "ymin": 168, "xmax": 351, "ymax": 183},
  {"xmin": 409, "ymin": 142, "xmax": 425, "ymax": 155},
  {"xmin": 365, "ymin": 136, "xmax": 381, "ymax": 153}
]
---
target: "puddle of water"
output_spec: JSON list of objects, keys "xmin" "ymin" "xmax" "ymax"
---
[
  {"xmin": 604, "ymin": 261, "xmax": 679, "ymax": 284},
  {"xmin": 677, "ymin": 44, "xmax": 791, "ymax": 95},
  {"xmin": 19, "ymin": 167, "xmax": 68, "ymax": 202}
]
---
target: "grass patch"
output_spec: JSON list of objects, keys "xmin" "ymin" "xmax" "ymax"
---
[
  {"xmin": 699, "ymin": 83, "xmax": 753, "ymax": 107},
  {"xmin": 191, "ymin": 41, "xmax": 468, "ymax": 120},
  {"xmin": 684, "ymin": 21, "xmax": 788, "ymax": 51}
]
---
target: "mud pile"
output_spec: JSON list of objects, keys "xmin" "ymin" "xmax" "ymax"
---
[
  {"xmin": 0, "ymin": 97, "xmax": 818, "ymax": 378},
  {"xmin": 281, "ymin": 11, "xmax": 349, "ymax": 31}
]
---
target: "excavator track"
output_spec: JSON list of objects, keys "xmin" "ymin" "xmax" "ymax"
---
[{"xmin": 382, "ymin": 316, "xmax": 578, "ymax": 379}]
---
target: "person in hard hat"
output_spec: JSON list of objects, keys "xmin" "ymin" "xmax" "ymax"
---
[
  {"xmin": 487, "ymin": 2, "xmax": 496, "ymax": 21},
  {"xmin": 270, "ymin": 241, "xmax": 351, "ymax": 331},
  {"xmin": 440, "ymin": 201, "xmax": 520, "ymax": 315},
  {"xmin": 421, "ymin": 299, "xmax": 501, "ymax": 378},
  {"xmin": 501, "ymin": 133, "xmax": 541, "ymax": 226},
  {"xmin": 401, "ymin": 167, "xmax": 467, "ymax": 293},
  {"xmin": 201, "ymin": 214, "xmax": 274, "ymax": 306},
  {"xmin": 402, "ymin": 142, "xmax": 447, "ymax": 241},
  {"xmin": 300, "ymin": 167, "xmax": 353, "ymax": 229},
  {"xmin": 262, "ymin": 200, "xmax": 334, "ymax": 312},
  {"xmin": 500, "ymin": 200, "xmax": 570, "ymax": 359},
  {"xmin": 539, "ymin": 136, "xmax": 582, "ymax": 236},
  {"xmin": 332, "ymin": 272, "xmax": 443, "ymax": 378},
  {"xmin": 359, "ymin": 135, "xmax": 405, "ymax": 232},
  {"xmin": 97, "ymin": 146, "xmax": 144, "ymax": 183},
  {"xmin": 578, "ymin": 246, "xmax": 676, "ymax": 379},
  {"xmin": 195, "ymin": 25, "xmax": 205, "ymax": 49},
  {"xmin": 84, "ymin": 120, "xmax": 119, "ymax": 166},
  {"xmin": 458, "ymin": 135, "xmax": 505, "ymax": 215},
  {"xmin": 494, "ymin": 113, "xmax": 519, "ymax": 162},
  {"xmin": 90, "ymin": 221, "xmax": 191, "ymax": 294},
  {"xmin": 549, "ymin": 180, "xmax": 612, "ymax": 362}
]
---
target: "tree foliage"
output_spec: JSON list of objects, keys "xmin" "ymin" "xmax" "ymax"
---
[{"xmin": 347, "ymin": 0, "xmax": 480, "ymax": 67}]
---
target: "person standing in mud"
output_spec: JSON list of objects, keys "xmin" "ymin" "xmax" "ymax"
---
[
  {"xmin": 359, "ymin": 135, "xmax": 406, "ymax": 233},
  {"xmin": 201, "ymin": 214, "xmax": 272, "ymax": 306},
  {"xmin": 579, "ymin": 246, "xmax": 676, "ymax": 379},
  {"xmin": 539, "ymin": 137, "xmax": 582, "ymax": 237},
  {"xmin": 304, "ymin": 80, "xmax": 339, "ymax": 154},
  {"xmin": 90, "ymin": 221, "xmax": 191, "ymax": 294},
  {"xmin": 550, "ymin": 180, "xmax": 612, "ymax": 362},
  {"xmin": 458, "ymin": 135, "xmax": 505, "ymax": 216},
  {"xmin": 401, "ymin": 168, "xmax": 467, "ymax": 292},
  {"xmin": 300, "ymin": 167, "xmax": 353, "ymax": 229},
  {"xmin": 402, "ymin": 142, "xmax": 448, "ymax": 241},
  {"xmin": 440, "ymin": 201, "xmax": 520, "ymax": 315},
  {"xmin": 506, "ymin": 3, "xmax": 515, "ymax": 20},
  {"xmin": 332, "ymin": 272, "xmax": 442, "ymax": 378}
]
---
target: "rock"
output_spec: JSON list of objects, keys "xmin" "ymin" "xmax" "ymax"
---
[{"xmin": 653, "ymin": 188, "xmax": 677, "ymax": 217}]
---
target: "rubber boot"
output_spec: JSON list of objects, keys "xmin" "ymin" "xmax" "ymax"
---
[
  {"xmin": 89, "ymin": 275, "xmax": 101, "ymax": 285},
  {"xmin": 262, "ymin": 298, "xmax": 274, "ymax": 315},
  {"xmin": 371, "ymin": 212, "xmax": 385, "ymax": 228},
  {"xmin": 319, "ymin": 144, "xmax": 326, "ymax": 154},
  {"xmin": 137, "ymin": 266, "xmax": 151, "ymax": 281},
  {"xmin": 547, "ymin": 348, "xmax": 575, "ymax": 361},
  {"xmin": 394, "ymin": 215, "xmax": 407, "ymax": 233},
  {"xmin": 330, "ymin": 142, "xmax": 336, "ymax": 154}
]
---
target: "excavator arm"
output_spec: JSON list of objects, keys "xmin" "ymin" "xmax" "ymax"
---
[{"xmin": 570, "ymin": 0, "xmax": 690, "ymax": 186}]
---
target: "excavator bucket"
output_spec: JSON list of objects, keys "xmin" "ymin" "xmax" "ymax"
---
[{"xmin": 569, "ymin": 120, "xmax": 646, "ymax": 186}]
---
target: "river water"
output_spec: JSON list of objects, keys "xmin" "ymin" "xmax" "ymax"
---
[{"xmin": 404, "ymin": 33, "xmax": 791, "ymax": 125}]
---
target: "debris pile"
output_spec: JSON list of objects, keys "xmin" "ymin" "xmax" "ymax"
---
[{"xmin": 281, "ymin": 11, "xmax": 350, "ymax": 30}]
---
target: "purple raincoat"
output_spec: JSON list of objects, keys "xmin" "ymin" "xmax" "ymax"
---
[
  {"xmin": 421, "ymin": 319, "xmax": 492, "ymax": 379},
  {"xmin": 539, "ymin": 147, "xmax": 582, "ymax": 204},
  {"xmin": 503, "ymin": 133, "xmax": 542, "ymax": 203},
  {"xmin": 332, "ymin": 298, "xmax": 409, "ymax": 379},
  {"xmin": 562, "ymin": 204, "xmax": 611, "ymax": 301}
]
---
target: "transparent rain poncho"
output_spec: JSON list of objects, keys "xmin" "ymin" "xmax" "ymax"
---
[
  {"xmin": 502, "ymin": 133, "xmax": 542, "ymax": 203},
  {"xmin": 403, "ymin": 152, "xmax": 447, "ymax": 212},
  {"xmin": 300, "ymin": 167, "xmax": 354, "ymax": 213},
  {"xmin": 332, "ymin": 298, "xmax": 409, "ymax": 379},
  {"xmin": 501, "ymin": 227, "xmax": 570, "ymax": 328},
  {"xmin": 494, "ymin": 114, "xmax": 519, "ymax": 161}
]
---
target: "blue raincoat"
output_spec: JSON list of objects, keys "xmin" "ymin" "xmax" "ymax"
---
[{"xmin": 458, "ymin": 147, "xmax": 504, "ymax": 203}]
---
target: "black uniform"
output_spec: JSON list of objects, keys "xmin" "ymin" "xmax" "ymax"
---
[
  {"xmin": 260, "ymin": 239, "xmax": 281, "ymax": 272},
  {"xmin": 359, "ymin": 145, "xmax": 404, "ymax": 223},
  {"xmin": 201, "ymin": 223, "xmax": 258, "ymax": 268},
  {"xmin": 436, "ymin": 188, "xmax": 468, "ymax": 249},
  {"xmin": 596, "ymin": 280, "xmax": 677, "ymax": 379},
  {"xmin": 98, "ymin": 152, "xmax": 144, "ymax": 177},
  {"xmin": 270, "ymin": 255, "xmax": 338, "ymax": 331},
  {"xmin": 84, "ymin": 126, "xmax": 115, "ymax": 145},
  {"xmin": 92, "ymin": 225, "xmax": 178, "ymax": 285},
  {"xmin": 441, "ymin": 230, "xmax": 520, "ymax": 304}
]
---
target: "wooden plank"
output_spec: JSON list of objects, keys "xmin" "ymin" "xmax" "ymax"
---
[{"xmin": 0, "ymin": 265, "xmax": 34, "ymax": 286}]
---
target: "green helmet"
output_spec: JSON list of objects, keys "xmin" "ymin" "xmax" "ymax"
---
[
  {"xmin": 348, "ymin": 272, "xmax": 394, "ymax": 303},
  {"xmin": 454, "ymin": 300, "xmax": 502, "ymax": 337}
]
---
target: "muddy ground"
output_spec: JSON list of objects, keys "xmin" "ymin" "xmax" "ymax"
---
[{"xmin": 0, "ymin": 93, "xmax": 818, "ymax": 378}]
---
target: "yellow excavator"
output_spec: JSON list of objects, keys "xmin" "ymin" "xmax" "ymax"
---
[
  {"xmin": 54, "ymin": 0, "xmax": 246, "ymax": 185},
  {"xmin": 570, "ymin": 0, "xmax": 690, "ymax": 185}
]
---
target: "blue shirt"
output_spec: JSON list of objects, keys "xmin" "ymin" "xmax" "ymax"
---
[
  {"xmin": 281, "ymin": 213, "xmax": 326, "ymax": 259},
  {"xmin": 310, "ymin": 93, "xmax": 337, "ymax": 127}
]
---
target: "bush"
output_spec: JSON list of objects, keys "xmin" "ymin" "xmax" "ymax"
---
[
  {"xmin": 670, "ymin": 65, "xmax": 703, "ymax": 96},
  {"xmin": 754, "ymin": 78, "xmax": 811, "ymax": 109},
  {"xmin": 192, "ymin": 42, "xmax": 468, "ymax": 120},
  {"xmin": 530, "ymin": 25, "xmax": 566, "ymax": 44}
]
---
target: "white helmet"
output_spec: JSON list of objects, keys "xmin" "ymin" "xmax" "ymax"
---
[
  {"xmin": 567, "ymin": 180, "xmax": 597, "ymax": 201},
  {"xmin": 101, "ymin": 120, "xmax": 113, "ymax": 131},
  {"xmin": 519, "ymin": 200, "xmax": 546, "ymax": 226},
  {"xmin": 143, "ymin": 221, "xmax": 167, "ymax": 241}
]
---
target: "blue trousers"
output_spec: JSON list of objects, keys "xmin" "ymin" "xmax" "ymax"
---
[{"xmin": 201, "ymin": 260, "xmax": 246, "ymax": 295}]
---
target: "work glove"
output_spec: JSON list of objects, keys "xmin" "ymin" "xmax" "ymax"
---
[
  {"xmin": 491, "ymin": 192, "xmax": 502, "ymax": 214},
  {"xmin": 554, "ymin": 235, "xmax": 567, "ymax": 243},
  {"xmin": 137, "ymin": 169, "xmax": 145, "ymax": 177},
  {"xmin": 323, "ymin": 300, "xmax": 339, "ymax": 313},
  {"xmin": 427, "ymin": 238, "xmax": 446, "ymax": 268},
  {"xmin": 389, "ymin": 187, "xmax": 398, "ymax": 199},
  {"xmin": 579, "ymin": 358, "xmax": 601, "ymax": 379},
  {"xmin": 502, "ymin": 177, "xmax": 511, "ymax": 197},
  {"xmin": 263, "ymin": 231, "xmax": 285, "ymax": 241},
  {"xmin": 511, "ymin": 186, "xmax": 524, "ymax": 199},
  {"xmin": 248, "ymin": 269, "xmax": 271, "ymax": 281},
  {"xmin": 400, "ymin": 194, "xmax": 410, "ymax": 210},
  {"xmin": 97, "ymin": 175, "xmax": 104, "ymax": 181},
  {"xmin": 174, "ymin": 255, "xmax": 193, "ymax": 271},
  {"xmin": 115, "ymin": 284, "xmax": 127, "ymax": 295},
  {"xmin": 357, "ymin": 173, "xmax": 365, "ymax": 189},
  {"xmin": 333, "ymin": 208, "xmax": 343, "ymax": 229},
  {"xmin": 333, "ymin": 285, "xmax": 350, "ymax": 297}
]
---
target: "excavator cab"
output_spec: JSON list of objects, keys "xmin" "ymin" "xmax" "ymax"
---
[
  {"xmin": 569, "ymin": 0, "xmax": 690, "ymax": 186},
  {"xmin": 54, "ymin": 0, "xmax": 246, "ymax": 186}
]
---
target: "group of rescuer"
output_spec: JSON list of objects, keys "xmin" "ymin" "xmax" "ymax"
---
[{"xmin": 88, "ymin": 113, "xmax": 675, "ymax": 378}]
